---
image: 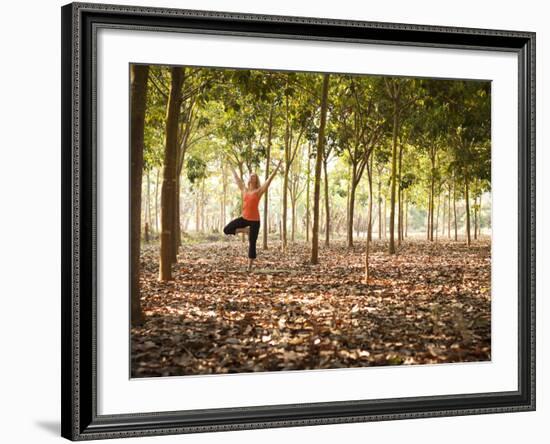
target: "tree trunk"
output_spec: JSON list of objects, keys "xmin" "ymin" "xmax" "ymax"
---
[
  {"xmin": 154, "ymin": 168, "xmax": 160, "ymax": 236},
  {"xmin": 263, "ymin": 105, "xmax": 274, "ymax": 250},
  {"xmin": 429, "ymin": 154, "xmax": 436, "ymax": 241},
  {"xmin": 146, "ymin": 170, "xmax": 151, "ymax": 241},
  {"xmin": 397, "ymin": 143, "xmax": 403, "ymax": 245},
  {"xmin": 201, "ymin": 180, "xmax": 206, "ymax": 233},
  {"xmin": 346, "ymin": 171, "xmax": 350, "ymax": 239},
  {"xmin": 347, "ymin": 171, "xmax": 357, "ymax": 249},
  {"xmin": 323, "ymin": 160, "xmax": 330, "ymax": 246},
  {"xmin": 453, "ymin": 181, "xmax": 458, "ymax": 241},
  {"xmin": 364, "ymin": 236, "xmax": 370, "ymax": 284},
  {"xmin": 282, "ymin": 91, "xmax": 290, "ymax": 252},
  {"xmin": 367, "ymin": 155, "xmax": 373, "ymax": 242},
  {"xmin": 473, "ymin": 195, "xmax": 478, "ymax": 240},
  {"xmin": 159, "ymin": 67, "xmax": 183, "ymax": 281},
  {"xmin": 441, "ymin": 189, "xmax": 446, "ymax": 239},
  {"xmin": 291, "ymin": 197, "xmax": 296, "ymax": 243},
  {"xmin": 383, "ymin": 197, "xmax": 387, "ymax": 239},
  {"xmin": 171, "ymin": 175, "xmax": 180, "ymax": 263},
  {"xmin": 378, "ymin": 177, "xmax": 382, "ymax": 239},
  {"xmin": 465, "ymin": 179, "xmax": 471, "ymax": 246},
  {"xmin": 426, "ymin": 183, "xmax": 432, "ymax": 240},
  {"xmin": 435, "ymin": 190, "xmax": 441, "ymax": 242},
  {"xmin": 282, "ymin": 170, "xmax": 289, "ymax": 250},
  {"xmin": 448, "ymin": 185, "xmax": 451, "ymax": 239},
  {"xmin": 222, "ymin": 161, "xmax": 227, "ymax": 232},
  {"xmin": 306, "ymin": 143, "xmax": 311, "ymax": 243},
  {"xmin": 311, "ymin": 73, "xmax": 329, "ymax": 265},
  {"xmin": 130, "ymin": 64, "xmax": 149, "ymax": 325},
  {"xmin": 365, "ymin": 158, "xmax": 374, "ymax": 283},
  {"xmin": 389, "ymin": 105, "xmax": 399, "ymax": 254}
]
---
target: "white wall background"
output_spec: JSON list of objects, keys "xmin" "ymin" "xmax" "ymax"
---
[{"xmin": 0, "ymin": 0, "xmax": 545, "ymax": 443}]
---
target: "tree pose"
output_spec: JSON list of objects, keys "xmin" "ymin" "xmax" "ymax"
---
[{"xmin": 224, "ymin": 159, "xmax": 283, "ymax": 271}]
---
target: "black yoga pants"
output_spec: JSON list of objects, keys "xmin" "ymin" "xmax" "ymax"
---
[{"xmin": 223, "ymin": 217, "xmax": 261, "ymax": 259}]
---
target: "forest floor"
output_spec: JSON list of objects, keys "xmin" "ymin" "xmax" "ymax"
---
[{"xmin": 131, "ymin": 235, "xmax": 491, "ymax": 378}]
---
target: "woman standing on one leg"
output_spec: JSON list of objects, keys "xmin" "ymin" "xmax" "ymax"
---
[{"xmin": 224, "ymin": 160, "xmax": 283, "ymax": 271}]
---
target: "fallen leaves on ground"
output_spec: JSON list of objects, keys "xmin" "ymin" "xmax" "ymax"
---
[{"xmin": 131, "ymin": 236, "xmax": 491, "ymax": 377}]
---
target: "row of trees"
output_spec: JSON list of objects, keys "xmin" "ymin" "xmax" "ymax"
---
[{"xmin": 130, "ymin": 65, "xmax": 491, "ymax": 325}]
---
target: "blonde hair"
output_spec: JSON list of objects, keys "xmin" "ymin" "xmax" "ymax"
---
[{"xmin": 248, "ymin": 173, "xmax": 261, "ymax": 190}]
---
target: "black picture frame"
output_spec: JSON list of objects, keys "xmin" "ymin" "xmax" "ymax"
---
[{"xmin": 61, "ymin": 2, "xmax": 536, "ymax": 440}]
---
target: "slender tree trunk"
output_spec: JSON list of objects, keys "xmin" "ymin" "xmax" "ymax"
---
[
  {"xmin": 389, "ymin": 105, "xmax": 399, "ymax": 254},
  {"xmin": 430, "ymin": 154, "xmax": 436, "ymax": 242},
  {"xmin": 311, "ymin": 73, "xmax": 329, "ymax": 265},
  {"xmin": 367, "ymin": 155, "xmax": 374, "ymax": 242},
  {"xmin": 473, "ymin": 195, "xmax": 478, "ymax": 240},
  {"xmin": 465, "ymin": 178, "xmax": 471, "ymax": 246},
  {"xmin": 159, "ymin": 67, "xmax": 183, "ymax": 281},
  {"xmin": 448, "ymin": 185, "xmax": 451, "ymax": 239},
  {"xmin": 282, "ymin": 170, "xmax": 289, "ymax": 250},
  {"xmin": 441, "ymin": 189, "xmax": 446, "ymax": 240},
  {"xmin": 222, "ymin": 161, "xmax": 227, "ymax": 231},
  {"xmin": 146, "ymin": 171, "xmax": 151, "ymax": 242},
  {"xmin": 306, "ymin": 143, "xmax": 311, "ymax": 243},
  {"xmin": 201, "ymin": 180, "xmax": 206, "ymax": 233},
  {"xmin": 398, "ymin": 190, "xmax": 405, "ymax": 245},
  {"xmin": 263, "ymin": 105, "xmax": 274, "ymax": 250},
  {"xmin": 365, "ymin": 232, "xmax": 370, "ymax": 283},
  {"xmin": 383, "ymin": 197, "xmax": 387, "ymax": 239},
  {"xmin": 176, "ymin": 177, "xmax": 181, "ymax": 245},
  {"xmin": 346, "ymin": 171, "xmax": 350, "ymax": 239},
  {"xmin": 282, "ymin": 91, "xmax": 290, "ymax": 251},
  {"xmin": 426, "ymin": 183, "xmax": 432, "ymax": 240},
  {"xmin": 365, "ymin": 159, "xmax": 374, "ymax": 283},
  {"xmin": 154, "ymin": 168, "xmax": 160, "ymax": 236},
  {"xmin": 130, "ymin": 64, "xmax": 149, "ymax": 325},
  {"xmin": 144, "ymin": 171, "xmax": 150, "ymax": 243},
  {"xmin": 291, "ymin": 197, "xmax": 296, "ymax": 243},
  {"xmin": 171, "ymin": 175, "xmax": 180, "ymax": 263},
  {"xmin": 378, "ymin": 177, "xmax": 382, "ymax": 239},
  {"xmin": 435, "ymin": 190, "xmax": 441, "ymax": 242},
  {"xmin": 347, "ymin": 174, "xmax": 357, "ymax": 249},
  {"xmin": 323, "ymin": 160, "xmax": 330, "ymax": 246},
  {"xmin": 397, "ymin": 144, "xmax": 403, "ymax": 246},
  {"xmin": 320, "ymin": 198, "xmax": 325, "ymax": 238},
  {"xmin": 453, "ymin": 180, "xmax": 458, "ymax": 241}
]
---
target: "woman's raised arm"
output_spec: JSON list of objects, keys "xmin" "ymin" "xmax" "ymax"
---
[
  {"xmin": 229, "ymin": 163, "xmax": 245, "ymax": 192},
  {"xmin": 259, "ymin": 159, "xmax": 283, "ymax": 195}
]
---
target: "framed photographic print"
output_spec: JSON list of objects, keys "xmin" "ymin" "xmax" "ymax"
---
[{"xmin": 61, "ymin": 2, "xmax": 536, "ymax": 440}]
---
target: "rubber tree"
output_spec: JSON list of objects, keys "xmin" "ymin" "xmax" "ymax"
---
[
  {"xmin": 159, "ymin": 67, "xmax": 184, "ymax": 281},
  {"xmin": 447, "ymin": 80, "xmax": 491, "ymax": 246},
  {"xmin": 311, "ymin": 73, "xmax": 330, "ymax": 265},
  {"xmin": 332, "ymin": 77, "xmax": 385, "ymax": 249},
  {"xmin": 130, "ymin": 64, "xmax": 149, "ymax": 325},
  {"xmin": 383, "ymin": 77, "xmax": 422, "ymax": 254}
]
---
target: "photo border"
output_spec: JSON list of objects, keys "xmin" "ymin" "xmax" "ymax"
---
[{"xmin": 61, "ymin": 2, "xmax": 535, "ymax": 440}]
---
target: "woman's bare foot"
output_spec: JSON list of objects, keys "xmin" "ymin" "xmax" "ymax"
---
[
  {"xmin": 235, "ymin": 227, "xmax": 250, "ymax": 235},
  {"xmin": 247, "ymin": 258, "xmax": 254, "ymax": 272}
]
